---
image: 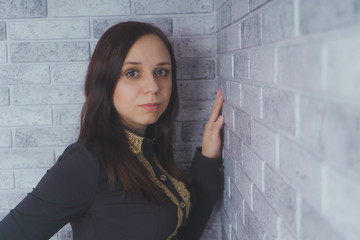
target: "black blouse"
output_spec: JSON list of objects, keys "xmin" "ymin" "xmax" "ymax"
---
[{"xmin": 0, "ymin": 129, "xmax": 222, "ymax": 240}]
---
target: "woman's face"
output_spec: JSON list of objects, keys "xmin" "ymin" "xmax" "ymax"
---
[{"xmin": 113, "ymin": 34, "xmax": 172, "ymax": 134}]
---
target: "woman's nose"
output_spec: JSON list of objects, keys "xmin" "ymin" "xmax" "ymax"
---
[{"xmin": 143, "ymin": 74, "xmax": 159, "ymax": 94}]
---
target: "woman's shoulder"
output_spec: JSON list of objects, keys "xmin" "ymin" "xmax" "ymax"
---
[
  {"xmin": 52, "ymin": 141, "xmax": 102, "ymax": 178},
  {"xmin": 60, "ymin": 141, "xmax": 100, "ymax": 163},
  {"xmin": 32, "ymin": 141, "xmax": 103, "ymax": 204}
]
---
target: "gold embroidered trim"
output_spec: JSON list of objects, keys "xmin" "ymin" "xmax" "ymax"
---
[
  {"xmin": 154, "ymin": 157, "xmax": 191, "ymax": 219},
  {"xmin": 124, "ymin": 129, "xmax": 191, "ymax": 239},
  {"xmin": 124, "ymin": 129, "xmax": 143, "ymax": 154},
  {"xmin": 136, "ymin": 154, "xmax": 182, "ymax": 240}
]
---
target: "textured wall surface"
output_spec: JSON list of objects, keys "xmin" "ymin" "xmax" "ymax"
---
[
  {"xmin": 217, "ymin": 0, "xmax": 360, "ymax": 240},
  {"xmin": 0, "ymin": 0, "xmax": 220, "ymax": 239}
]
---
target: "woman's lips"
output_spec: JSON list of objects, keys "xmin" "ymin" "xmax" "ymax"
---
[{"xmin": 139, "ymin": 102, "xmax": 161, "ymax": 111}]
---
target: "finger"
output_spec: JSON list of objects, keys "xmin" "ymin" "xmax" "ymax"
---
[
  {"xmin": 210, "ymin": 115, "xmax": 224, "ymax": 135},
  {"xmin": 208, "ymin": 90, "xmax": 224, "ymax": 123}
]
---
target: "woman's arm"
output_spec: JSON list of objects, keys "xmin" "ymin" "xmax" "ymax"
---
[
  {"xmin": 0, "ymin": 143, "xmax": 100, "ymax": 240},
  {"xmin": 177, "ymin": 89, "xmax": 224, "ymax": 240}
]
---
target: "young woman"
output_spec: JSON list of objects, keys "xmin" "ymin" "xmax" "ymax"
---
[{"xmin": 0, "ymin": 21, "xmax": 224, "ymax": 240}]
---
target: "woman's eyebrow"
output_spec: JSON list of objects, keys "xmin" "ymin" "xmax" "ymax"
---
[
  {"xmin": 123, "ymin": 61, "xmax": 171, "ymax": 66},
  {"xmin": 157, "ymin": 61, "xmax": 171, "ymax": 66}
]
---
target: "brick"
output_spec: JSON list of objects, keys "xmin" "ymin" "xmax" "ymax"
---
[
  {"xmin": 0, "ymin": 171, "xmax": 14, "ymax": 189},
  {"xmin": 50, "ymin": 0, "xmax": 130, "ymax": 17},
  {"xmin": 232, "ymin": 0, "xmax": 249, "ymax": 22},
  {"xmin": 220, "ymin": 55, "xmax": 233, "ymax": 78},
  {"xmin": 224, "ymin": 175, "xmax": 231, "ymax": 199},
  {"xmin": 178, "ymin": 100, "xmax": 213, "ymax": 121},
  {"xmin": 252, "ymin": 186, "xmax": 278, "ymax": 240},
  {"xmin": 241, "ymin": 84, "xmax": 261, "ymax": 119},
  {"xmin": 0, "ymin": 106, "xmax": 52, "ymax": 126},
  {"xmin": 0, "ymin": 0, "xmax": 46, "ymax": 18},
  {"xmin": 262, "ymin": 0, "xmax": 294, "ymax": 44},
  {"xmin": 226, "ymin": 81, "xmax": 240, "ymax": 108},
  {"xmin": 57, "ymin": 228, "xmax": 72, "ymax": 240},
  {"xmin": 244, "ymin": 202, "xmax": 265, "ymax": 240},
  {"xmin": 181, "ymin": 122, "xmax": 205, "ymax": 142},
  {"xmin": 52, "ymin": 63, "xmax": 87, "ymax": 83},
  {"xmin": 227, "ymin": 23, "xmax": 241, "ymax": 52},
  {"xmin": 299, "ymin": 96, "xmax": 325, "ymax": 158},
  {"xmin": 301, "ymin": 199, "xmax": 345, "ymax": 240},
  {"xmin": 15, "ymin": 127, "xmax": 79, "ymax": 147},
  {"xmin": 0, "ymin": 130, "xmax": 11, "ymax": 148},
  {"xmin": 10, "ymin": 42, "xmax": 90, "ymax": 63},
  {"xmin": 234, "ymin": 51, "xmax": 249, "ymax": 80},
  {"xmin": 224, "ymin": 150, "xmax": 235, "ymax": 179},
  {"xmin": 262, "ymin": 87, "xmax": 296, "ymax": 135},
  {"xmin": 0, "ymin": 192, "xmax": 27, "ymax": 209},
  {"xmin": 230, "ymin": 180, "xmax": 244, "ymax": 220},
  {"xmin": 0, "ymin": 87, "xmax": 9, "ymax": 105},
  {"xmin": 327, "ymin": 35, "xmax": 360, "ymax": 102},
  {"xmin": 177, "ymin": 60, "xmax": 215, "ymax": 80},
  {"xmin": 235, "ymin": 110, "xmax": 251, "ymax": 144},
  {"xmin": 179, "ymin": 16, "xmax": 215, "ymax": 36},
  {"xmin": 54, "ymin": 105, "xmax": 82, "ymax": 125},
  {"xmin": 0, "ymin": 65, "xmax": 49, "ymax": 84},
  {"xmin": 277, "ymin": 43, "xmax": 323, "ymax": 90},
  {"xmin": 279, "ymin": 221, "xmax": 296, "ymax": 240},
  {"xmin": 249, "ymin": 0, "xmax": 271, "ymax": 11},
  {"xmin": 179, "ymin": 81, "xmax": 217, "ymax": 101},
  {"xmin": 49, "ymin": 234, "xmax": 58, "ymax": 240},
  {"xmin": 216, "ymin": 0, "xmax": 226, "ymax": 10},
  {"xmin": 235, "ymin": 163, "xmax": 252, "ymax": 207},
  {"xmin": 321, "ymin": 105, "xmax": 360, "ymax": 179},
  {"xmin": 236, "ymin": 218, "xmax": 247, "ymax": 240},
  {"xmin": 241, "ymin": 14, "xmax": 261, "ymax": 48},
  {"xmin": 0, "ymin": 22, "xmax": 6, "ymax": 40},
  {"xmin": 229, "ymin": 130, "xmax": 242, "ymax": 163},
  {"xmin": 217, "ymin": 1, "xmax": 232, "ymax": 30},
  {"xmin": 15, "ymin": 169, "xmax": 48, "ymax": 189},
  {"xmin": 300, "ymin": 0, "xmax": 356, "ymax": 34},
  {"xmin": 222, "ymin": 103, "xmax": 234, "ymax": 131},
  {"xmin": 243, "ymin": 145, "xmax": 263, "ymax": 190},
  {"xmin": 250, "ymin": 120, "xmax": 277, "ymax": 168},
  {"xmin": 325, "ymin": 168, "xmax": 360, "ymax": 240},
  {"xmin": 0, "ymin": 149, "xmax": 54, "ymax": 169},
  {"xmin": 279, "ymin": 136, "xmax": 322, "ymax": 209},
  {"xmin": 223, "ymin": 127, "xmax": 230, "ymax": 152},
  {"xmin": 0, "ymin": 43, "xmax": 6, "ymax": 63},
  {"xmin": 93, "ymin": 18, "xmax": 172, "ymax": 38},
  {"xmin": 221, "ymin": 207, "xmax": 232, "ymax": 240},
  {"xmin": 134, "ymin": 0, "xmax": 213, "ymax": 14},
  {"xmin": 223, "ymin": 195, "xmax": 238, "ymax": 232},
  {"xmin": 249, "ymin": 48, "xmax": 275, "ymax": 83},
  {"xmin": 13, "ymin": 84, "xmax": 84, "ymax": 105},
  {"xmin": 217, "ymin": 29, "xmax": 227, "ymax": 53},
  {"xmin": 264, "ymin": 164, "xmax": 297, "ymax": 234},
  {"xmin": 179, "ymin": 38, "xmax": 216, "ymax": 58},
  {"xmin": 173, "ymin": 143, "xmax": 196, "ymax": 163},
  {"xmin": 9, "ymin": 20, "xmax": 90, "ymax": 40}
]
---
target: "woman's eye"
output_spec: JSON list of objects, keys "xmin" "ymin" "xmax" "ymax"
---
[
  {"xmin": 125, "ymin": 70, "xmax": 139, "ymax": 78},
  {"xmin": 155, "ymin": 69, "xmax": 169, "ymax": 76}
]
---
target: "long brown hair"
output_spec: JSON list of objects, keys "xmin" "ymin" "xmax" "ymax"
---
[{"xmin": 78, "ymin": 21, "xmax": 183, "ymax": 202}]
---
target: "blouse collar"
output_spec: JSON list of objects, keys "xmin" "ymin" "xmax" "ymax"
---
[{"xmin": 124, "ymin": 127, "xmax": 154, "ymax": 155}]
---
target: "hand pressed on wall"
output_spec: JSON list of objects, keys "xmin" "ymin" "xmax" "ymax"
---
[{"xmin": 201, "ymin": 89, "xmax": 225, "ymax": 159}]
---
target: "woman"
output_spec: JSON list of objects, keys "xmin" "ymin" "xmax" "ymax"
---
[{"xmin": 0, "ymin": 21, "xmax": 224, "ymax": 240}]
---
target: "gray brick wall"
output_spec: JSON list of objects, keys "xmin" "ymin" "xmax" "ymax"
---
[
  {"xmin": 2, "ymin": 1, "xmax": 360, "ymax": 240},
  {"xmin": 0, "ymin": 0, "xmax": 220, "ymax": 239},
  {"xmin": 218, "ymin": 1, "xmax": 360, "ymax": 240}
]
